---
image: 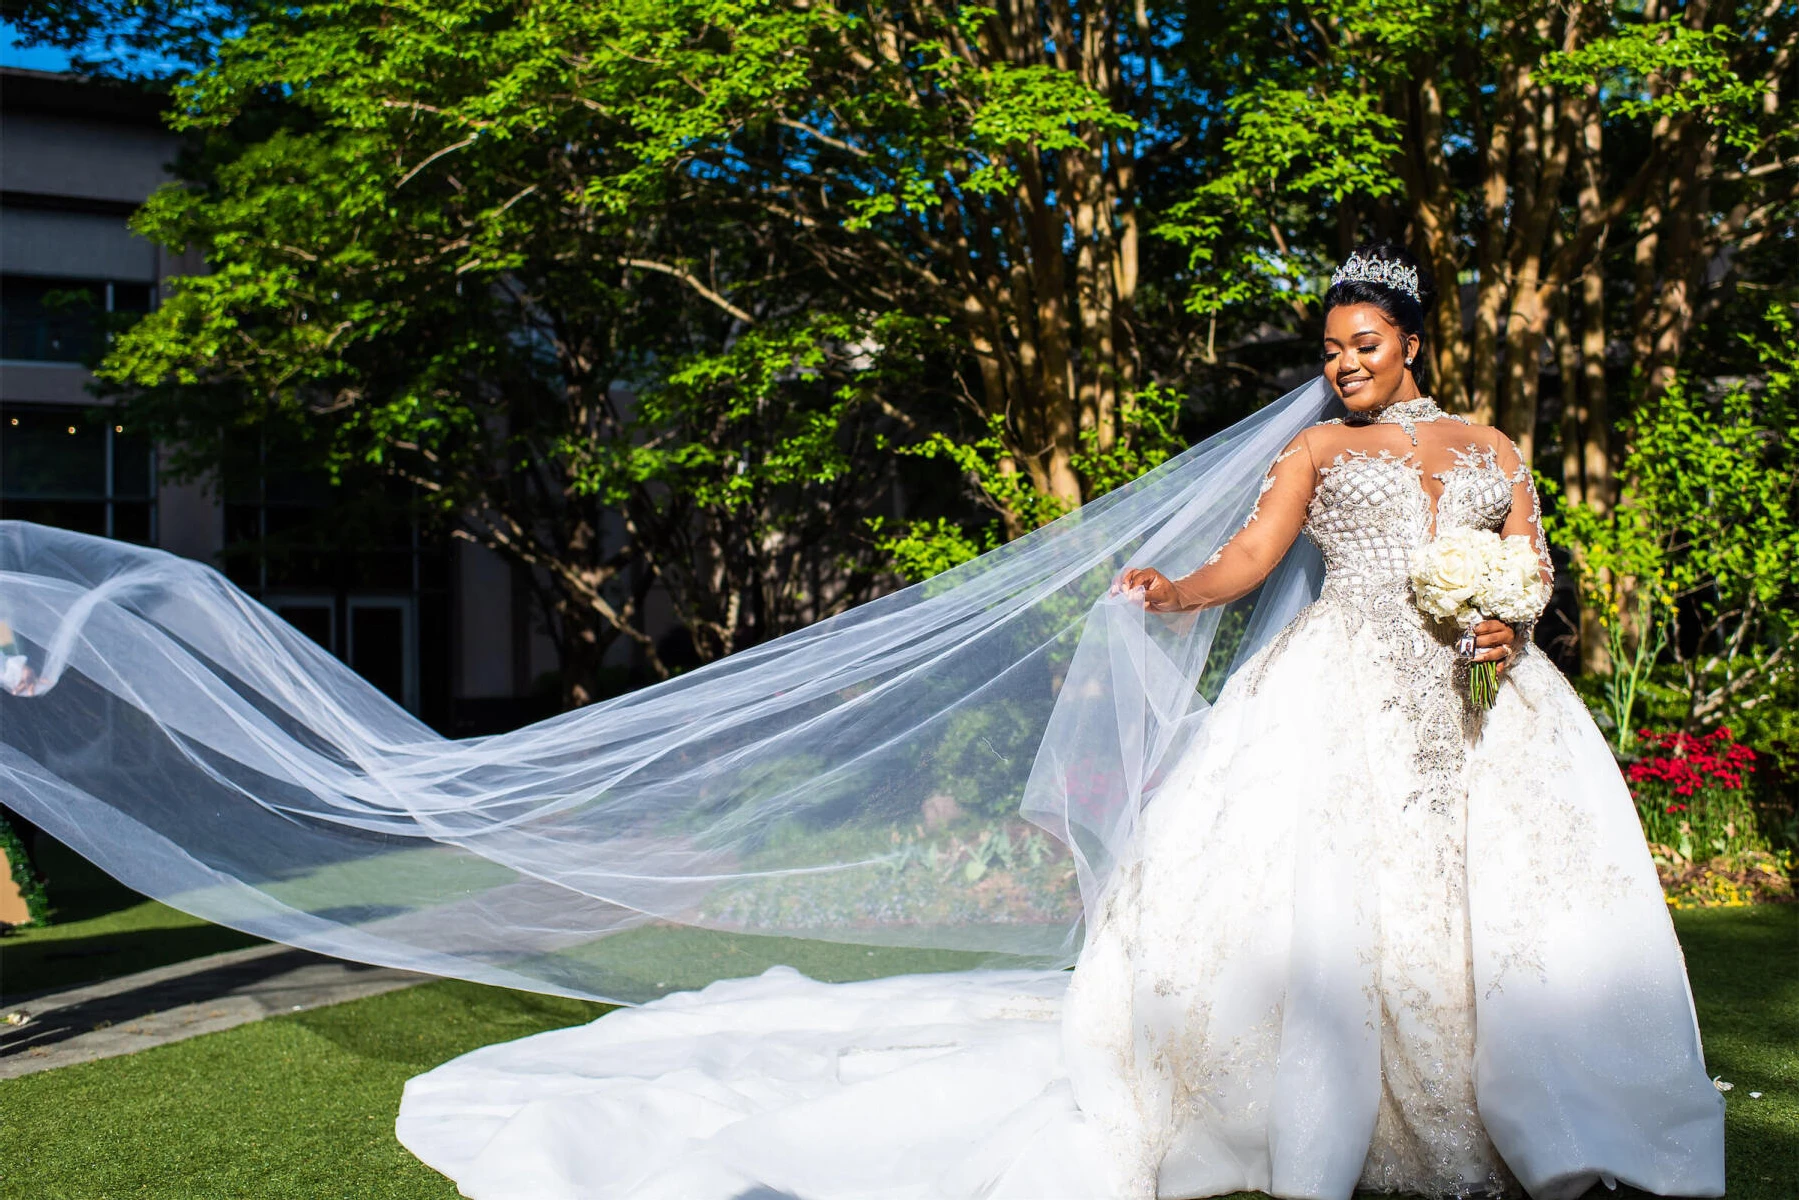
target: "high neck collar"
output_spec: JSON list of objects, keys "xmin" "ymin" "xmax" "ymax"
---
[
  {"xmin": 1344, "ymin": 395, "xmax": 1446, "ymax": 445},
  {"xmin": 1368, "ymin": 396, "xmax": 1442, "ymax": 425}
]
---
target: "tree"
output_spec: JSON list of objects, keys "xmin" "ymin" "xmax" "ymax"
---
[
  {"xmin": 34, "ymin": 0, "xmax": 1230, "ymax": 694},
  {"xmin": 491, "ymin": 0, "xmax": 1169, "ymax": 529},
  {"xmin": 1153, "ymin": 0, "xmax": 1796, "ymax": 670},
  {"xmin": 1548, "ymin": 304, "xmax": 1799, "ymax": 742},
  {"xmin": 1160, "ymin": 0, "xmax": 1796, "ymax": 466},
  {"xmin": 91, "ymin": 0, "xmax": 921, "ymax": 701},
  {"xmin": 17, "ymin": 0, "xmax": 1793, "ymax": 699}
]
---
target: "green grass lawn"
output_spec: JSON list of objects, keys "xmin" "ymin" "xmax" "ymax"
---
[
  {"xmin": 0, "ymin": 977, "xmax": 593, "ymax": 1200},
  {"xmin": 1669, "ymin": 905, "xmax": 1799, "ymax": 1194},
  {"xmin": 0, "ymin": 855, "xmax": 1792, "ymax": 1199},
  {"xmin": 1, "ymin": 837, "xmax": 266, "ymax": 1001}
]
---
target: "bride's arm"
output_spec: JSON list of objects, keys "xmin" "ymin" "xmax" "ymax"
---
[
  {"xmin": 1494, "ymin": 434, "xmax": 1555, "ymax": 591},
  {"xmin": 1115, "ymin": 431, "xmax": 1318, "ymax": 612},
  {"xmin": 1488, "ymin": 433, "xmax": 1554, "ymax": 660},
  {"xmin": 0, "ymin": 620, "xmax": 37, "ymax": 697}
]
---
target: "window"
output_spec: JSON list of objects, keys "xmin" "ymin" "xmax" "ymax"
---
[
  {"xmin": 0, "ymin": 275, "xmax": 153, "ymax": 363},
  {"xmin": 259, "ymin": 593, "xmax": 420, "ymax": 714},
  {"xmin": 221, "ymin": 446, "xmax": 447, "ymax": 719},
  {"xmin": 0, "ymin": 404, "xmax": 156, "ymax": 541}
]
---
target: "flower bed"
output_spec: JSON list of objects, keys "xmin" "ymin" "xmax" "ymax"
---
[{"xmin": 1626, "ymin": 727, "xmax": 1795, "ymax": 907}]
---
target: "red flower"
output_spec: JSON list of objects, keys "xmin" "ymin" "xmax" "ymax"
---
[{"xmin": 1629, "ymin": 727, "xmax": 1757, "ymax": 796}]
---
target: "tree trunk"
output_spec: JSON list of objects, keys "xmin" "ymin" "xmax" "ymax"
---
[
  {"xmin": 941, "ymin": 0, "xmax": 1140, "ymax": 521},
  {"xmin": 1466, "ymin": 55, "xmax": 1525, "ymax": 429},
  {"xmin": 1403, "ymin": 75, "xmax": 1470, "ymax": 414}
]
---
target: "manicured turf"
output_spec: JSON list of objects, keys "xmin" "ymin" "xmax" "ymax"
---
[
  {"xmin": 1671, "ymin": 904, "xmax": 1799, "ymax": 1194},
  {"xmin": 0, "ymin": 976, "xmax": 599, "ymax": 1199},
  {"xmin": 1, "ymin": 837, "xmax": 264, "ymax": 1000},
  {"xmin": 0, "ymin": 888, "xmax": 1792, "ymax": 1198}
]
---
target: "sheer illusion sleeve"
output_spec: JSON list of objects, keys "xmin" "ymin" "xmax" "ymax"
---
[
  {"xmin": 1493, "ymin": 434, "xmax": 1554, "ymax": 588},
  {"xmin": 1493, "ymin": 433, "xmax": 1553, "ymax": 639},
  {"xmin": 1168, "ymin": 431, "xmax": 1318, "ymax": 610}
]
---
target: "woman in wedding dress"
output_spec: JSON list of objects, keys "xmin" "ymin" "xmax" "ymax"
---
[
  {"xmin": 391, "ymin": 246, "xmax": 1725, "ymax": 1199},
  {"xmin": 0, "ymin": 244, "xmax": 1723, "ymax": 1199}
]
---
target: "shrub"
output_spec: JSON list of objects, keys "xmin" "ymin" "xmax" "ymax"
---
[
  {"xmin": 1628, "ymin": 726, "xmax": 1761, "ymax": 858},
  {"xmin": 1626, "ymin": 726, "xmax": 1796, "ymax": 906},
  {"xmin": 0, "ymin": 811, "xmax": 52, "ymax": 928}
]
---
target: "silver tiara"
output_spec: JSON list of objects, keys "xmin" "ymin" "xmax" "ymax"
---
[{"xmin": 1330, "ymin": 252, "xmax": 1419, "ymax": 301}]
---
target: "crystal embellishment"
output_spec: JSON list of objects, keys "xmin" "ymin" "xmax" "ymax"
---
[
  {"xmin": 1331, "ymin": 251, "xmax": 1421, "ymax": 300},
  {"xmin": 1341, "ymin": 396, "xmax": 1464, "ymax": 445}
]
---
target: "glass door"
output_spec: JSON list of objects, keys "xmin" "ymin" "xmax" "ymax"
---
[
  {"xmin": 346, "ymin": 596, "xmax": 416, "ymax": 713},
  {"xmin": 264, "ymin": 594, "xmax": 335, "ymax": 654},
  {"xmin": 262, "ymin": 593, "xmax": 417, "ymax": 714}
]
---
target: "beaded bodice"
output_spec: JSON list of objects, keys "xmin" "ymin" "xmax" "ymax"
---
[
  {"xmin": 1305, "ymin": 444, "xmax": 1517, "ymax": 607},
  {"xmin": 1189, "ymin": 395, "xmax": 1551, "ymax": 634}
]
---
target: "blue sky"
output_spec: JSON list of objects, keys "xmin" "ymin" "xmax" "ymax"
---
[{"xmin": 2, "ymin": 21, "xmax": 76, "ymax": 73}]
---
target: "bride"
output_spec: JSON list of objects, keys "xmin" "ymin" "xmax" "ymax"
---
[
  {"xmin": 0, "ymin": 245, "xmax": 1723, "ymax": 1199},
  {"xmin": 392, "ymin": 246, "xmax": 1724, "ymax": 1199}
]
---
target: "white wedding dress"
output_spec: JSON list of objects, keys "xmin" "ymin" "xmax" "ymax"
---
[{"xmin": 397, "ymin": 401, "xmax": 1724, "ymax": 1200}]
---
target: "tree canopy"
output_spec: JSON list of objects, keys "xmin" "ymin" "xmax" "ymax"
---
[{"xmin": 10, "ymin": 0, "xmax": 1796, "ymax": 717}]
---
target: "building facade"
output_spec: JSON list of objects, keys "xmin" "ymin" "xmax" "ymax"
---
[{"xmin": 1, "ymin": 67, "xmax": 564, "ymax": 732}]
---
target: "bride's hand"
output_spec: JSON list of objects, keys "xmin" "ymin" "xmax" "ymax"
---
[
  {"xmin": 1470, "ymin": 619, "xmax": 1517, "ymax": 675},
  {"xmin": 1, "ymin": 652, "xmax": 37, "ymax": 697},
  {"xmin": 1111, "ymin": 568, "xmax": 1183, "ymax": 612}
]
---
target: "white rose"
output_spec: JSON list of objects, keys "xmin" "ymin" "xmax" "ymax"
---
[
  {"xmin": 1491, "ymin": 578, "xmax": 1550, "ymax": 624},
  {"xmin": 1481, "ymin": 535, "xmax": 1549, "ymax": 623},
  {"xmin": 1411, "ymin": 528, "xmax": 1497, "ymax": 623},
  {"xmin": 1495, "ymin": 537, "xmax": 1540, "ymax": 579}
]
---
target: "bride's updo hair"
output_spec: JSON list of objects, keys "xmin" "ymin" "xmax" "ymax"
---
[{"xmin": 1323, "ymin": 240, "xmax": 1437, "ymax": 386}]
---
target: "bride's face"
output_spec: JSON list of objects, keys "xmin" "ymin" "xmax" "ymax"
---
[{"xmin": 1322, "ymin": 303, "xmax": 1420, "ymax": 414}]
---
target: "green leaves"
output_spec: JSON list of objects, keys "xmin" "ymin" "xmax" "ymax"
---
[
  {"xmin": 1549, "ymin": 304, "xmax": 1799, "ymax": 729},
  {"xmin": 867, "ymin": 516, "xmax": 994, "ymax": 584},
  {"xmin": 968, "ymin": 60, "xmax": 1135, "ymax": 148},
  {"xmin": 872, "ymin": 381, "xmax": 1185, "ymax": 583},
  {"xmin": 584, "ymin": 315, "xmax": 867, "ymax": 512},
  {"xmin": 1218, "ymin": 84, "xmax": 1402, "ymax": 203},
  {"xmin": 45, "ymin": 0, "xmax": 1790, "ymax": 701},
  {"xmin": 1540, "ymin": 19, "xmax": 1764, "ymax": 152},
  {"xmin": 1156, "ymin": 81, "xmax": 1401, "ymax": 317},
  {"xmin": 78, "ymin": 0, "xmax": 942, "ymax": 683}
]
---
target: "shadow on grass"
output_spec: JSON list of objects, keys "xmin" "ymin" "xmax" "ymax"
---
[
  {"xmin": 1, "ymin": 922, "xmax": 268, "ymax": 1002},
  {"xmin": 0, "ymin": 945, "xmax": 408, "ymax": 1060},
  {"xmin": 0, "ymin": 836, "xmax": 269, "ymax": 999},
  {"xmin": 291, "ymin": 978, "xmax": 612, "ymax": 1066},
  {"xmin": 1671, "ymin": 905, "xmax": 1799, "ymax": 1191}
]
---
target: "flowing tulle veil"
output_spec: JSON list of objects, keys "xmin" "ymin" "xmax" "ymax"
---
[{"xmin": 0, "ymin": 377, "xmax": 1337, "ymax": 1004}]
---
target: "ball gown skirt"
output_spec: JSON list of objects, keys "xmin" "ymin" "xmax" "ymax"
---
[{"xmin": 396, "ymin": 582, "xmax": 1725, "ymax": 1200}]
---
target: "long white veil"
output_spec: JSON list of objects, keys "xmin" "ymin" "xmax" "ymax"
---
[{"xmin": 0, "ymin": 378, "xmax": 1335, "ymax": 1003}]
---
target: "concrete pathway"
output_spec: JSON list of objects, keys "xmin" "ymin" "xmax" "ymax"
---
[{"xmin": 0, "ymin": 942, "xmax": 430, "ymax": 1079}]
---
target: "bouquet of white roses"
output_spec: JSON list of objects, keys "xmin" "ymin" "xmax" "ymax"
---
[{"xmin": 1409, "ymin": 528, "xmax": 1549, "ymax": 710}]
